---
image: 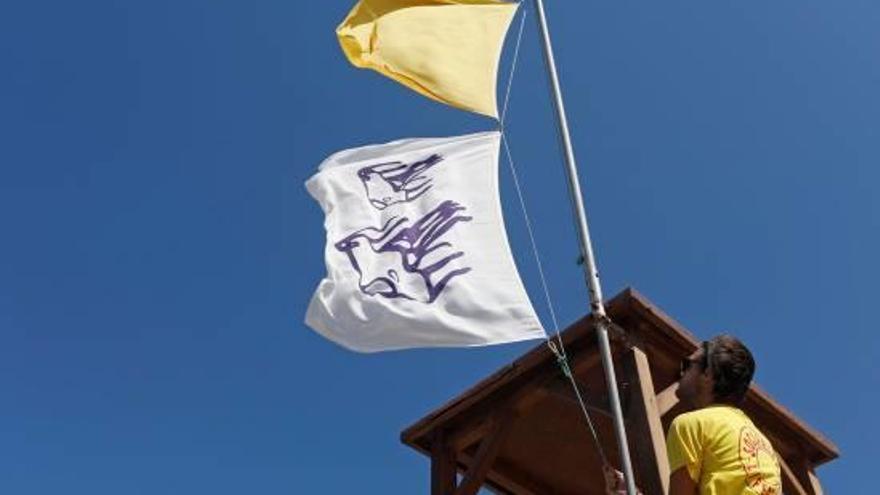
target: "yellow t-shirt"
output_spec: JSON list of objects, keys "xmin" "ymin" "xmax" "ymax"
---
[{"xmin": 667, "ymin": 405, "xmax": 782, "ymax": 495}]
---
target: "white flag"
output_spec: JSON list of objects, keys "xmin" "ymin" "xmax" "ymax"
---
[{"xmin": 305, "ymin": 131, "xmax": 545, "ymax": 352}]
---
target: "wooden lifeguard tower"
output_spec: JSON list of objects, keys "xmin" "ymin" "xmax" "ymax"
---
[{"xmin": 401, "ymin": 288, "xmax": 839, "ymax": 495}]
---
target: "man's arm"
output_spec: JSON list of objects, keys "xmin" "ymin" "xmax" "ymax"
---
[{"xmin": 668, "ymin": 466, "xmax": 697, "ymax": 495}]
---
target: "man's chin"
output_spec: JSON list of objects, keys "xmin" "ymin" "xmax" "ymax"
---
[{"xmin": 676, "ymin": 390, "xmax": 696, "ymax": 409}]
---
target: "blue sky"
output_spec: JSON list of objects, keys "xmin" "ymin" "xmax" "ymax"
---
[{"xmin": 1, "ymin": 0, "xmax": 875, "ymax": 493}]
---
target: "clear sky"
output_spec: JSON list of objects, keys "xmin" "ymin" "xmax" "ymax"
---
[{"xmin": 1, "ymin": 0, "xmax": 875, "ymax": 493}]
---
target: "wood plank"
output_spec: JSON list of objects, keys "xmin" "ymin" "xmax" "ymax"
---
[
  {"xmin": 450, "ymin": 420, "xmax": 491, "ymax": 452},
  {"xmin": 432, "ymin": 429, "xmax": 457, "ymax": 495},
  {"xmin": 455, "ymin": 410, "xmax": 516, "ymax": 495},
  {"xmin": 655, "ymin": 381, "xmax": 679, "ymax": 417},
  {"xmin": 777, "ymin": 455, "xmax": 810, "ymax": 495},
  {"xmin": 457, "ymin": 453, "xmax": 543, "ymax": 495},
  {"xmin": 761, "ymin": 429, "xmax": 816, "ymax": 495},
  {"xmin": 805, "ymin": 463, "xmax": 824, "ymax": 495},
  {"xmin": 409, "ymin": 438, "xmax": 539, "ymax": 495},
  {"xmin": 621, "ymin": 347, "xmax": 670, "ymax": 495},
  {"xmin": 786, "ymin": 458, "xmax": 825, "ymax": 495}
]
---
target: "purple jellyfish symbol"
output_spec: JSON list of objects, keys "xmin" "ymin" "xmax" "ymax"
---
[
  {"xmin": 357, "ymin": 154, "xmax": 443, "ymax": 210},
  {"xmin": 334, "ymin": 200, "xmax": 473, "ymax": 303}
]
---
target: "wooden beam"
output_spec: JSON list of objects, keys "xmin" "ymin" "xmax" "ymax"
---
[
  {"xmin": 410, "ymin": 439, "xmax": 540, "ymax": 495},
  {"xmin": 778, "ymin": 455, "xmax": 810, "ymax": 495},
  {"xmin": 432, "ymin": 429, "xmax": 457, "ymax": 495},
  {"xmin": 785, "ymin": 457, "xmax": 825, "ymax": 495},
  {"xmin": 454, "ymin": 409, "xmax": 516, "ymax": 495},
  {"xmin": 761, "ymin": 428, "xmax": 817, "ymax": 495},
  {"xmin": 805, "ymin": 463, "xmax": 824, "ymax": 495},
  {"xmin": 450, "ymin": 420, "xmax": 491, "ymax": 452},
  {"xmin": 456, "ymin": 453, "xmax": 543, "ymax": 495},
  {"xmin": 621, "ymin": 347, "xmax": 670, "ymax": 495},
  {"xmin": 655, "ymin": 381, "xmax": 679, "ymax": 417}
]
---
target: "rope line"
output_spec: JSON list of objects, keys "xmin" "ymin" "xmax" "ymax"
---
[
  {"xmin": 558, "ymin": 354, "xmax": 609, "ymax": 466},
  {"xmin": 499, "ymin": 134, "xmax": 563, "ymax": 340},
  {"xmin": 501, "ymin": 134, "xmax": 607, "ymax": 465},
  {"xmin": 496, "ymin": 4, "xmax": 609, "ymax": 467},
  {"xmin": 499, "ymin": 4, "xmax": 568, "ymax": 359}
]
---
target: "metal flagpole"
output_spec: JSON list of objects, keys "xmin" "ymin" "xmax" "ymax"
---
[{"xmin": 529, "ymin": 1, "xmax": 639, "ymax": 493}]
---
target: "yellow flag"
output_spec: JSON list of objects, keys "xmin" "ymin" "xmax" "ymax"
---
[{"xmin": 337, "ymin": 0, "xmax": 518, "ymax": 119}]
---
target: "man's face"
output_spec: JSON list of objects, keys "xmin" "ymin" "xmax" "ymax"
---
[{"xmin": 676, "ymin": 347, "xmax": 714, "ymax": 408}]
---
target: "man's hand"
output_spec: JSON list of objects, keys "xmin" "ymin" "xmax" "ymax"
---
[{"xmin": 602, "ymin": 465, "xmax": 643, "ymax": 495}]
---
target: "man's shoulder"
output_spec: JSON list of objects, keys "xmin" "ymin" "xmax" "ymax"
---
[
  {"xmin": 671, "ymin": 406, "xmax": 742, "ymax": 429},
  {"xmin": 672, "ymin": 407, "xmax": 715, "ymax": 424},
  {"xmin": 668, "ymin": 409, "xmax": 707, "ymax": 438}
]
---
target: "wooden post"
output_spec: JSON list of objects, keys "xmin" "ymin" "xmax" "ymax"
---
[
  {"xmin": 432, "ymin": 429, "xmax": 457, "ymax": 495},
  {"xmin": 621, "ymin": 347, "xmax": 670, "ymax": 495}
]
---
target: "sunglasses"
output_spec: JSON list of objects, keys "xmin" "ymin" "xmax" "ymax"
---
[{"xmin": 679, "ymin": 357, "xmax": 699, "ymax": 376}]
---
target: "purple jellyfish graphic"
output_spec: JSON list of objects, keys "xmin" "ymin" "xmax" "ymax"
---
[
  {"xmin": 334, "ymin": 200, "xmax": 473, "ymax": 304},
  {"xmin": 357, "ymin": 154, "xmax": 443, "ymax": 210}
]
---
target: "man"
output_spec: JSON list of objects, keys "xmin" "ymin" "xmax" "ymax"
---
[
  {"xmin": 606, "ymin": 335, "xmax": 782, "ymax": 494},
  {"xmin": 667, "ymin": 334, "xmax": 782, "ymax": 494}
]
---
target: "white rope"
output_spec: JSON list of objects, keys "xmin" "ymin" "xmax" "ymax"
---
[
  {"xmin": 497, "ymin": 6, "xmax": 565, "ymax": 357},
  {"xmin": 497, "ymin": 4, "xmax": 609, "ymax": 466},
  {"xmin": 501, "ymin": 134, "xmax": 606, "ymax": 464},
  {"xmin": 499, "ymin": 134, "xmax": 563, "ymax": 344},
  {"xmin": 560, "ymin": 349, "xmax": 609, "ymax": 465}
]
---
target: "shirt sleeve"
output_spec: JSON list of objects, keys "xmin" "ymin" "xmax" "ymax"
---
[{"xmin": 666, "ymin": 414, "xmax": 703, "ymax": 483}]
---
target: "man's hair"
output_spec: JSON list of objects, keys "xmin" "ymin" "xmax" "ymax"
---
[{"xmin": 705, "ymin": 334, "xmax": 755, "ymax": 404}]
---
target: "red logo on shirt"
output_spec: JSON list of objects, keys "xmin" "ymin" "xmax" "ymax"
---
[{"xmin": 738, "ymin": 426, "xmax": 781, "ymax": 495}]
